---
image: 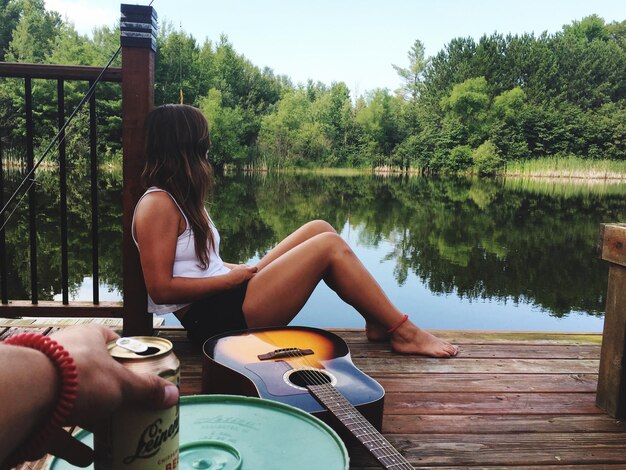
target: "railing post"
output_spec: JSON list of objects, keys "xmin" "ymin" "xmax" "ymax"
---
[
  {"xmin": 596, "ymin": 223, "xmax": 626, "ymax": 418},
  {"xmin": 120, "ymin": 4, "xmax": 157, "ymax": 336},
  {"xmin": 0, "ymin": 131, "xmax": 7, "ymax": 305}
]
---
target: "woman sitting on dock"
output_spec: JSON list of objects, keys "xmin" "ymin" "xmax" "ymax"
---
[{"xmin": 132, "ymin": 104, "xmax": 458, "ymax": 358}]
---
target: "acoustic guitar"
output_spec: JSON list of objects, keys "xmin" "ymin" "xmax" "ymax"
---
[{"xmin": 202, "ymin": 326, "xmax": 414, "ymax": 469}]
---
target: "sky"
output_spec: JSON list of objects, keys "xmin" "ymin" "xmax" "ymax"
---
[{"xmin": 44, "ymin": 0, "xmax": 626, "ymax": 96}]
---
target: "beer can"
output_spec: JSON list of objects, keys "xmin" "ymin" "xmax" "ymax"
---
[{"xmin": 94, "ymin": 336, "xmax": 180, "ymax": 470}]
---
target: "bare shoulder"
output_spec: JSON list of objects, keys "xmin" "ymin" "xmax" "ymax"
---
[
  {"xmin": 136, "ymin": 191, "xmax": 178, "ymax": 215},
  {"xmin": 134, "ymin": 191, "xmax": 182, "ymax": 231}
]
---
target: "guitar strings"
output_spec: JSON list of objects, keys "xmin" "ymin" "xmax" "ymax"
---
[
  {"xmin": 273, "ymin": 335, "xmax": 414, "ymax": 469},
  {"xmin": 283, "ymin": 346, "xmax": 414, "ymax": 469},
  {"xmin": 261, "ymin": 331, "xmax": 413, "ymax": 469}
]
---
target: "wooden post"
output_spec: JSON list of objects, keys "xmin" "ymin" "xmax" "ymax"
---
[
  {"xmin": 596, "ymin": 223, "xmax": 626, "ymax": 418},
  {"xmin": 120, "ymin": 4, "xmax": 157, "ymax": 336}
]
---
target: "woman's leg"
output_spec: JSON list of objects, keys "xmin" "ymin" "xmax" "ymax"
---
[
  {"xmin": 243, "ymin": 231, "xmax": 457, "ymax": 357},
  {"xmin": 255, "ymin": 220, "xmax": 336, "ymax": 270},
  {"xmin": 255, "ymin": 220, "xmax": 389, "ymax": 338}
]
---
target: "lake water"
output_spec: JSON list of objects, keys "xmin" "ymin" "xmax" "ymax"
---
[{"xmin": 4, "ymin": 171, "xmax": 626, "ymax": 332}]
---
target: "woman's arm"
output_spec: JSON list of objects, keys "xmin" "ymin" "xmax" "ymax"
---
[
  {"xmin": 134, "ymin": 193, "xmax": 256, "ymax": 305},
  {"xmin": 147, "ymin": 267, "xmax": 256, "ymax": 304}
]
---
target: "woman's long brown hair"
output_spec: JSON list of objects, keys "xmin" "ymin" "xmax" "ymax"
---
[{"xmin": 142, "ymin": 104, "xmax": 214, "ymax": 269}]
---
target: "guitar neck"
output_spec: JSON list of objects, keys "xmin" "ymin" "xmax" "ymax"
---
[{"xmin": 307, "ymin": 383, "xmax": 413, "ymax": 470}]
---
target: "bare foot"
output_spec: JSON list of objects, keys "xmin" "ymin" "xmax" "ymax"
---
[
  {"xmin": 390, "ymin": 321, "xmax": 458, "ymax": 358},
  {"xmin": 365, "ymin": 322, "xmax": 389, "ymax": 342}
]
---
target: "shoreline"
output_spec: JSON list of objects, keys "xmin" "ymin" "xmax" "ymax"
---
[{"xmin": 4, "ymin": 157, "xmax": 626, "ymax": 181}]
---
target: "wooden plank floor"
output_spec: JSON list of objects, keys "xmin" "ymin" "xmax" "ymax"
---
[
  {"xmin": 3, "ymin": 321, "xmax": 625, "ymax": 469},
  {"xmin": 162, "ymin": 328, "xmax": 626, "ymax": 470}
]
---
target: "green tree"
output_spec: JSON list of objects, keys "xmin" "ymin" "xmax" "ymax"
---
[
  {"xmin": 6, "ymin": 0, "xmax": 62, "ymax": 62},
  {"xmin": 607, "ymin": 19, "xmax": 626, "ymax": 51},
  {"xmin": 155, "ymin": 23, "xmax": 203, "ymax": 106},
  {"xmin": 0, "ymin": 0, "xmax": 23, "ymax": 60},
  {"xmin": 551, "ymin": 28, "xmax": 626, "ymax": 109},
  {"xmin": 489, "ymin": 87, "xmax": 529, "ymax": 160},
  {"xmin": 393, "ymin": 39, "xmax": 430, "ymax": 140},
  {"xmin": 200, "ymin": 88, "xmax": 246, "ymax": 171},
  {"xmin": 311, "ymin": 82, "xmax": 352, "ymax": 164},
  {"xmin": 258, "ymin": 89, "xmax": 317, "ymax": 167},
  {"xmin": 393, "ymin": 39, "xmax": 429, "ymax": 103},
  {"xmin": 354, "ymin": 89, "xmax": 404, "ymax": 167},
  {"xmin": 563, "ymin": 15, "xmax": 610, "ymax": 42},
  {"xmin": 473, "ymin": 140, "xmax": 503, "ymax": 174},
  {"xmin": 421, "ymin": 36, "xmax": 477, "ymax": 113},
  {"xmin": 441, "ymin": 77, "xmax": 490, "ymax": 147}
]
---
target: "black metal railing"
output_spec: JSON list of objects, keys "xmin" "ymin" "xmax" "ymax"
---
[
  {"xmin": 0, "ymin": 4, "xmax": 156, "ymax": 336},
  {"xmin": 0, "ymin": 62, "xmax": 121, "ymax": 314}
]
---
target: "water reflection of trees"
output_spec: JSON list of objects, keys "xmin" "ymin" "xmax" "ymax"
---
[
  {"xmin": 3, "ymin": 165, "xmax": 123, "ymax": 301},
  {"xmin": 3, "ymin": 171, "xmax": 625, "ymax": 318},
  {"xmin": 216, "ymin": 173, "xmax": 626, "ymax": 317}
]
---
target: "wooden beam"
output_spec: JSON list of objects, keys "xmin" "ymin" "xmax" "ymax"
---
[
  {"xmin": 598, "ymin": 223, "xmax": 626, "ymax": 267},
  {"xmin": 597, "ymin": 223, "xmax": 626, "ymax": 418},
  {"xmin": 0, "ymin": 62, "xmax": 121, "ymax": 82},
  {"xmin": 120, "ymin": 4, "xmax": 156, "ymax": 337},
  {"xmin": 0, "ymin": 301, "xmax": 122, "ymax": 317}
]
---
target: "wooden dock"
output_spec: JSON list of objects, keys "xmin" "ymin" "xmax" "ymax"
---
[{"xmin": 3, "ymin": 321, "xmax": 625, "ymax": 469}]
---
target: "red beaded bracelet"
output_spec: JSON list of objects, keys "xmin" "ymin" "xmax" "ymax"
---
[
  {"xmin": 387, "ymin": 314, "xmax": 409, "ymax": 334},
  {"xmin": 2, "ymin": 333, "xmax": 79, "ymax": 468}
]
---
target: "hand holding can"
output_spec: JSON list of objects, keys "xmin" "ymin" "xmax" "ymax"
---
[{"xmin": 93, "ymin": 336, "xmax": 180, "ymax": 470}]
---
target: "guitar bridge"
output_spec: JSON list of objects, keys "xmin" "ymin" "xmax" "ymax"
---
[{"xmin": 258, "ymin": 347, "xmax": 314, "ymax": 360}]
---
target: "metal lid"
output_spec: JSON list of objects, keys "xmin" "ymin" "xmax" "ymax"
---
[{"xmin": 107, "ymin": 336, "xmax": 173, "ymax": 360}]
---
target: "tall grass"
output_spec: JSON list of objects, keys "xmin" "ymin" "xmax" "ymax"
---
[
  {"xmin": 503, "ymin": 176, "xmax": 626, "ymax": 198},
  {"xmin": 505, "ymin": 156, "xmax": 626, "ymax": 179},
  {"xmin": 273, "ymin": 167, "xmax": 371, "ymax": 177}
]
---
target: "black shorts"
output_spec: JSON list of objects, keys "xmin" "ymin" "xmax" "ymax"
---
[{"xmin": 180, "ymin": 281, "xmax": 249, "ymax": 344}]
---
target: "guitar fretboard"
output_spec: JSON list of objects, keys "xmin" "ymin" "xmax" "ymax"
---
[{"xmin": 307, "ymin": 383, "xmax": 414, "ymax": 469}]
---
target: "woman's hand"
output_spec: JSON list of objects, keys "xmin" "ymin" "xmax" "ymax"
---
[{"xmin": 226, "ymin": 264, "xmax": 257, "ymax": 287}]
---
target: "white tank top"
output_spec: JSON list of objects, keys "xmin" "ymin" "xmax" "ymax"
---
[{"xmin": 131, "ymin": 187, "xmax": 230, "ymax": 314}]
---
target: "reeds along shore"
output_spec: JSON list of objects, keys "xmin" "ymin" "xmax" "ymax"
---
[
  {"xmin": 373, "ymin": 157, "xmax": 626, "ymax": 180},
  {"xmin": 4, "ymin": 155, "xmax": 626, "ymax": 181},
  {"xmin": 504, "ymin": 156, "xmax": 626, "ymax": 180}
]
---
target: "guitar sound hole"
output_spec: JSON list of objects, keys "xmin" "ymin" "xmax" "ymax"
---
[{"xmin": 288, "ymin": 369, "xmax": 332, "ymax": 387}]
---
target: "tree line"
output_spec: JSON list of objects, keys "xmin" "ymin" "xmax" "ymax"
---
[{"xmin": 1, "ymin": 0, "xmax": 626, "ymax": 173}]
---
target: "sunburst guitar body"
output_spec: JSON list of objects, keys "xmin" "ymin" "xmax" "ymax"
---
[{"xmin": 202, "ymin": 326, "xmax": 414, "ymax": 469}]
